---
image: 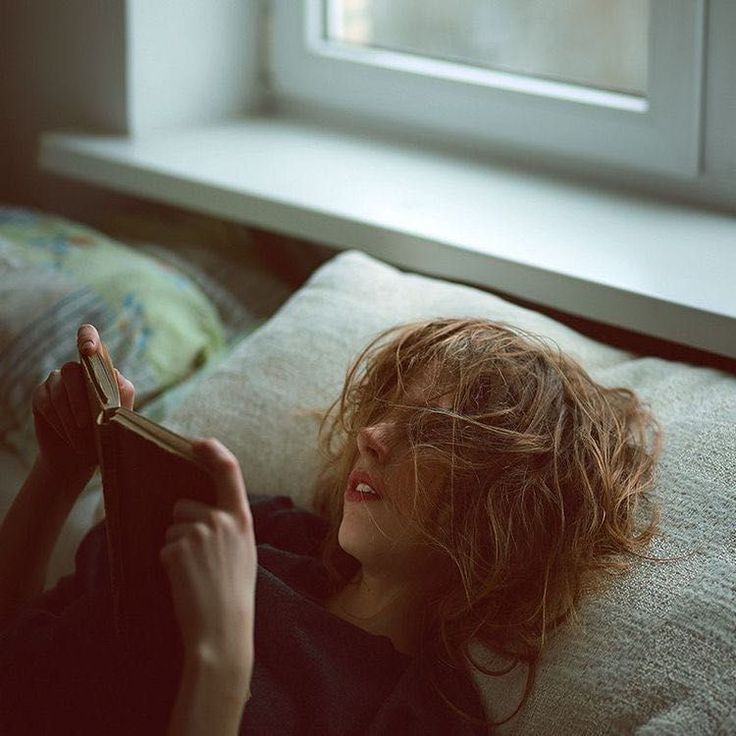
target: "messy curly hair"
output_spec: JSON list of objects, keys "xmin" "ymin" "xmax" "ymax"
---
[{"xmin": 311, "ymin": 318, "xmax": 662, "ymax": 728}]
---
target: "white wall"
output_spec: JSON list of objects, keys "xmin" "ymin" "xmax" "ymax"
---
[{"xmin": 127, "ymin": 0, "xmax": 260, "ymax": 134}]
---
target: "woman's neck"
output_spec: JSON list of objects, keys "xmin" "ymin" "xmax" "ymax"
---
[{"xmin": 326, "ymin": 571, "xmax": 422, "ymax": 656}]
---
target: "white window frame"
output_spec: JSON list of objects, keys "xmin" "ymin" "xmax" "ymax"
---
[{"xmin": 268, "ymin": 0, "xmax": 705, "ymax": 178}]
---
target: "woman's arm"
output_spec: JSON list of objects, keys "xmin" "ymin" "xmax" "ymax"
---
[
  {"xmin": 162, "ymin": 439, "xmax": 257, "ymax": 736},
  {"xmin": 0, "ymin": 325, "xmax": 134, "ymax": 629},
  {"xmin": 168, "ymin": 651, "xmax": 252, "ymax": 736},
  {"xmin": 0, "ymin": 459, "xmax": 89, "ymax": 628}
]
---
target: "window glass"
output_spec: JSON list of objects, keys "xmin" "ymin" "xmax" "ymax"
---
[{"xmin": 325, "ymin": 0, "xmax": 649, "ymax": 96}]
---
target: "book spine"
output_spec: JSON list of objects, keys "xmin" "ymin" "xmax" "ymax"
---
[{"xmin": 97, "ymin": 421, "xmax": 124, "ymax": 644}]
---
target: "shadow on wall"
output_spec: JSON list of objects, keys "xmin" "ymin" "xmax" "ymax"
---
[
  {"xmin": 0, "ymin": 1, "xmax": 127, "ymax": 220},
  {"xmin": 97, "ymin": 203, "xmax": 338, "ymax": 292}
]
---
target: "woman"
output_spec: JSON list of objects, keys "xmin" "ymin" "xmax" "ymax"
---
[{"xmin": 0, "ymin": 319, "xmax": 660, "ymax": 734}]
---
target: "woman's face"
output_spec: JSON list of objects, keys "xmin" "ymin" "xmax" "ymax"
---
[{"xmin": 337, "ymin": 381, "xmax": 450, "ymax": 579}]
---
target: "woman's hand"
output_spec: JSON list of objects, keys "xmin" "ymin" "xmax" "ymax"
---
[
  {"xmin": 31, "ymin": 324, "xmax": 135, "ymax": 487},
  {"xmin": 1, "ymin": 325, "xmax": 136, "ymax": 625},
  {"xmin": 160, "ymin": 439, "xmax": 257, "ymax": 688}
]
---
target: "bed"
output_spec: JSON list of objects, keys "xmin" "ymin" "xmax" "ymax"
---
[{"xmin": 1, "ymin": 206, "xmax": 734, "ymax": 734}]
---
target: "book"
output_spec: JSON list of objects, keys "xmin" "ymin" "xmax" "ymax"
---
[{"xmin": 79, "ymin": 340, "xmax": 217, "ymax": 652}]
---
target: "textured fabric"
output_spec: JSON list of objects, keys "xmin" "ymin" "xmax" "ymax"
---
[
  {"xmin": 0, "ymin": 206, "xmax": 278, "ymax": 589},
  {"xmin": 0, "ymin": 494, "xmax": 486, "ymax": 735},
  {"xmin": 166, "ymin": 251, "xmax": 629, "ymax": 506},
  {"xmin": 165, "ymin": 250, "xmax": 736, "ymax": 734},
  {"xmin": 0, "ymin": 206, "xmax": 226, "ymax": 471}
]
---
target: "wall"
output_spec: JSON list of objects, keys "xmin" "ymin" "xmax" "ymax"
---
[
  {"xmin": 0, "ymin": 0, "xmax": 260, "ymax": 223},
  {"xmin": 127, "ymin": 0, "xmax": 260, "ymax": 133},
  {"xmin": 0, "ymin": 1, "xmax": 129, "ymax": 218}
]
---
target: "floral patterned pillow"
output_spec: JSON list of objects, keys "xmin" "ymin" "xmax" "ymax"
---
[{"xmin": 0, "ymin": 206, "xmax": 226, "ymax": 468}]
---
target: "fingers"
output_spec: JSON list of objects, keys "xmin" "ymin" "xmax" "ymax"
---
[
  {"xmin": 32, "ymin": 361, "xmax": 98, "ymax": 458},
  {"xmin": 50, "ymin": 372, "xmax": 81, "ymax": 446},
  {"xmin": 169, "ymin": 498, "xmax": 243, "ymax": 542},
  {"xmin": 75, "ymin": 323, "xmax": 136, "ymax": 409},
  {"xmin": 61, "ymin": 362, "xmax": 90, "ymax": 428},
  {"xmin": 114, "ymin": 368, "xmax": 135, "ymax": 410},
  {"xmin": 191, "ymin": 438, "xmax": 249, "ymax": 518},
  {"xmin": 162, "ymin": 512, "xmax": 234, "ymax": 545},
  {"xmin": 42, "ymin": 368, "xmax": 80, "ymax": 443},
  {"xmin": 32, "ymin": 371, "xmax": 66, "ymax": 439},
  {"xmin": 164, "ymin": 522, "xmax": 198, "ymax": 545},
  {"xmin": 77, "ymin": 324, "xmax": 101, "ymax": 357},
  {"xmin": 171, "ymin": 498, "xmax": 222, "ymax": 524}
]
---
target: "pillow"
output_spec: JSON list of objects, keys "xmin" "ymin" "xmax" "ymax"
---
[
  {"xmin": 166, "ymin": 251, "xmax": 630, "ymax": 504},
  {"xmin": 166, "ymin": 250, "xmax": 735, "ymax": 733},
  {"xmin": 0, "ymin": 206, "xmax": 226, "ymax": 468}
]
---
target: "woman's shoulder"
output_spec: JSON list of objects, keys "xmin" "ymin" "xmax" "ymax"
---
[
  {"xmin": 365, "ymin": 654, "xmax": 490, "ymax": 735},
  {"xmin": 249, "ymin": 494, "xmax": 328, "ymax": 558},
  {"xmin": 249, "ymin": 494, "xmax": 335, "ymax": 601}
]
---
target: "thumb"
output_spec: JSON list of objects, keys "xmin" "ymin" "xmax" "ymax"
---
[
  {"xmin": 191, "ymin": 438, "xmax": 248, "ymax": 516},
  {"xmin": 114, "ymin": 369, "xmax": 135, "ymax": 410}
]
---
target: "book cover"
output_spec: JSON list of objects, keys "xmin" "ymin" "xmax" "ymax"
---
[{"xmin": 79, "ymin": 344, "xmax": 217, "ymax": 650}]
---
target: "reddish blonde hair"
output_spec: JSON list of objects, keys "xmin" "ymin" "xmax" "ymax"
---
[{"xmin": 311, "ymin": 318, "xmax": 661, "ymax": 726}]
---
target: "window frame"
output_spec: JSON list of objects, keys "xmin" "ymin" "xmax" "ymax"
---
[{"xmin": 267, "ymin": 0, "xmax": 706, "ymax": 178}]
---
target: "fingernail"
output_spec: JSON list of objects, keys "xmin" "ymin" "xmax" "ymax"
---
[{"xmin": 80, "ymin": 340, "xmax": 94, "ymax": 352}]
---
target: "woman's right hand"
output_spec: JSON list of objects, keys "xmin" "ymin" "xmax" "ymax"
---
[
  {"xmin": 31, "ymin": 324, "xmax": 135, "ymax": 487},
  {"xmin": 160, "ymin": 439, "xmax": 257, "ymax": 676}
]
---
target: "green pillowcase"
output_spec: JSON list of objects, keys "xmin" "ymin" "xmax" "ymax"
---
[{"xmin": 0, "ymin": 206, "xmax": 226, "ymax": 467}]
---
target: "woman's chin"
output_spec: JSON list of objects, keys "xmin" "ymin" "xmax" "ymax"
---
[{"xmin": 337, "ymin": 525, "xmax": 367, "ymax": 561}]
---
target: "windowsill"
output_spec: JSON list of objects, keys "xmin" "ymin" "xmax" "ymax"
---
[{"xmin": 39, "ymin": 113, "xmax": 736, "ymax": 360}]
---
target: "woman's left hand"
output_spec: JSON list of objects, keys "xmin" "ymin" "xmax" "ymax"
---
[{"xmin": 160, "ymin": 438, "xmax": 257, "ymax": 685}]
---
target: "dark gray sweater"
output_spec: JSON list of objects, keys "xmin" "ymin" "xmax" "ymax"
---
[{"xmin": 0, "ymin": 495, "xmax": 489, "ymax": 735}]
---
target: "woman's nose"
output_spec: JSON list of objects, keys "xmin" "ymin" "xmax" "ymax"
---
[{"xmin": 357, "ymin": 423, "xmax": 391, "ymax": 464}]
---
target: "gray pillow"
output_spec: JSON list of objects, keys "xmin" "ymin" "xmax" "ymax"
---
[{"xmin": 166, "ymin": 250, "xmax": 736, "ymax": 734}]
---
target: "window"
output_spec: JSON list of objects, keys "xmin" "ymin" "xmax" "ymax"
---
[
  {"xmin": 267, "ymin": 1, "xmax": 708, "ymax": 178},
  {"xmin": 326, "ymin": 1, "xmax": 649, "ymax": 96}
]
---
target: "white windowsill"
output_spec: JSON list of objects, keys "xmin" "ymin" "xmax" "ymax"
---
[{"xmin": 39, "ymin": 114, "xmax": 736, "ymax": 360}]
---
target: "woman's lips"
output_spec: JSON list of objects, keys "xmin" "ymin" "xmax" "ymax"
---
[
  {"xmin": 345, "ymin": 470, "xmax": 384, "ymax": 502},
  {"xmin": 345, "ymin": 487, "xmax": 382, "ymax": 502}
]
